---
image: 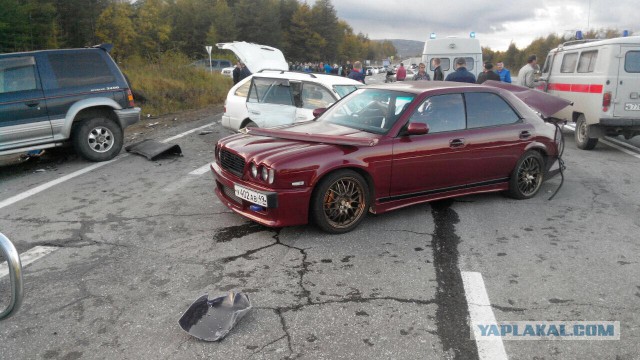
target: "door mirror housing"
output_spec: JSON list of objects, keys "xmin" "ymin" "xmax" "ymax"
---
[
  {"xmin": 405, "ymin": 122, "xmax": 429, "ymax": 135},
  {"xmin": 312, "ymin": 108, "xmax": 327, "ymax": 118}
]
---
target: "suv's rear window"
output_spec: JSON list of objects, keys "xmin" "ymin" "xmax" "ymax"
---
[
  {"xmin": 47, "ymin": 52, "xmax": 115, "ymax": 88},
  {"xmin": 624, "ymin": 51, "xmax": 640, "ymax": 73}
]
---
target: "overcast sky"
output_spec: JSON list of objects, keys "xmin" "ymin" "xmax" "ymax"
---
[{"xmin": 331, "ymin": 0, "xmax": 635, "ymax": 51}]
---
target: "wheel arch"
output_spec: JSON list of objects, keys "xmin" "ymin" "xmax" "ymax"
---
[
  {"xmin": 308, "ymin": 166, "xmax": 376, "ymax": 218},
  {"xmin": 63, "ymin": 98, "xmax": 122, "ymax": 138}
]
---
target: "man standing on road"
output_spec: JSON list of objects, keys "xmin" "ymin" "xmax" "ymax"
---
[
  {"xmin": 348, "ymin": 61, "xmax": 366, "ymax": 83},
  {"xmin": 432, "ymin": 58, "xmax": 444, "ymax": 81},
  {"xmin": 445, "ymin": 58, "xmax": 476, "ymax": 83},
  {"xmin": 518, "ymin": 55, "xmax": 538, "ymax": 88},
  {"xmin": 495, "ymin": 61, "xmax": 512, "ymax": 83},
  {"xmin": 396, "ymin": 62, "xmax": 407, "ymax": 81},
  {"xmin": 232, "ymin": 62, "xmax": 242, "ymax": 84},
  {"xmin": 477, "ymin": 62, "xmax": 501, "ymax": 84},
  {"xmin": 412, "ymin": 63, "xmax": 431, "ymax": 80}
]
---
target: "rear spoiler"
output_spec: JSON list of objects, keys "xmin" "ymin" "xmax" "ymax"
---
[
  {"xmin": 483, "ymin": 80, "xmax": 573, "ymax": 118},
  {"xmin": 91, "ymin": 44, "xmax": 113, "ymax": 53}
]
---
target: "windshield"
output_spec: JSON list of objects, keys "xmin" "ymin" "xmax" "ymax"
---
[
  {"xmin": 333, "ymin": 84, "xmax": 361, "ymax": 98},
  {"xmin": 319, "ymin": 88, "xmax": 416, "ymax": 134}
]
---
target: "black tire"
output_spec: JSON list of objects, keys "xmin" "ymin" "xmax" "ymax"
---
[
  {"xmin": 311, "ymin": 170, "xmax": 370, "ymax": 234},
  {"xmin": 508, "ymin": 151, "xmax": 545, "ymax": 199},
  {"xmin": 72, "ymin": 117, "xmax": 123, "ymax": 162},
  {"xmin": 575, "ymin": 114, "xmax": 598, "ymax": 150},
  {"xmin": 242, "ymin": 120, "xmax": 257, "ymax": 130}
]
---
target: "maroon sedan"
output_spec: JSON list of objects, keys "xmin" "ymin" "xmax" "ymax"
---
[{"xmin": 211, "ymin": 81, "xmax": 570, "ymax": 233}]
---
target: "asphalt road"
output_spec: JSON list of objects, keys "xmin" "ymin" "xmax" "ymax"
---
[{"xmin": 1, "ymin": 82, "xmax": 640, "ymax": 359}]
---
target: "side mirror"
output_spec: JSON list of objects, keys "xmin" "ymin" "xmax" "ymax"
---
[
  {"xmin": 406, "ymin": 122, "xmax": 429, "ymax": 135},
  {"xmin": 0, "ymin": 233, "xmax": 23, "ymax": 320},
  {"xmin": 312, "ymin": 108, "xmax": 327, "ymax": 118}
]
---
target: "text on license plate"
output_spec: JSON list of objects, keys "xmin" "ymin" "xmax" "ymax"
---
[
  {"xmin": 624, "ymin": 103, "xmax": 640, "ymax": 111},
  {"xmin": 234, "ymin": 184, "xmax": 268, "ymax": 207}
]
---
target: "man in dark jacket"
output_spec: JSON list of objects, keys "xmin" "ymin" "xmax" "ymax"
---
[
  {"xmin": 348, "ymin": 61, "xmax": 366, "ymax": 83},
  {"xmin": 431, "ymin": 58, "xmax": 444, "ymax": 81},
  {"xmin": 445, "ymin": 58, "xmax": 476, "ymax": 83},
  {"xmin": 476, "ymin": 62, "xmax": 501, "ymax": 84}
]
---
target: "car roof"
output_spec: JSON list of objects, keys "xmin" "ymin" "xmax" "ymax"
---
[
  {"xmin": 252, "ymin": 70, "xmax": 363, "ymax": 86},
  {"xmin": 365, "ymin": 80, "xmax": 482, "ymax": 94}
]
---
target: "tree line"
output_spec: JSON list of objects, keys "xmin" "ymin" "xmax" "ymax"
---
[{"xmin": 0, "ymin": 0, "xmax": 398, "ymax": 64}]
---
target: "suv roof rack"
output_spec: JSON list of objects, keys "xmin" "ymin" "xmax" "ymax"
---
[{"xmin": 257, "ymin": 69, "xmax": 317, "ymax": 78}]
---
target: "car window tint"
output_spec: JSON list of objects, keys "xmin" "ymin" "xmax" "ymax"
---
[
  {"xmin": 560, "ymin": 52, "xmax": 578, "ymax": 73},
  {"xmin": 466, "ymin": 92, "xmax": 520, "ymax": 128},
  {"xmin": 577, "ymin": 50, "xmax": 597, "ymax": 73},
  {"xmin": 248, "ymin": 78, "xmax": 292, "ymax": 105},
  {"xmin": 454, "ymin": 57, "xmax": 475, "ymax": 70},
  {"xmin": 431, "ymin": 58, "xmax": 450, "ymax": 71},
  {"xmin": 47, "ymin": 52, "xmax": 115, "ymax": 88},
  {"xmin": 624, "ymin": 51, "xmax": 640, "ymax": 73},
  {"xmin": 409, "ymin": 94, "xmax": 465, "ymax": 133},
  {"xmin": 234, "ymin": 80, "xmax": 251, "ymax": 97},
  {"xmin": 301, "ymin": 84, "xmax": 333, "ymax": 109},
  {"xmin": 0, "ymin": 57, "xmax": 38, "ymax": 94}
]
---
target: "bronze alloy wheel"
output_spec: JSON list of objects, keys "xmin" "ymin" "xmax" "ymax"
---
[
  {"xmin": 322, "ymin": 177, "xmax": 366, "ymax": 229},
  {"xmin": 312, "ymin": 170, "xmax": 370, "ymax": 233},
  {"xmin": 517, "ymin": 155, "xmax": 543, "ymax": 197}
]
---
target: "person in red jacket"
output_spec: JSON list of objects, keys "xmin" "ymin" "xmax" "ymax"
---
[{"xmin": 396, "ymin": 63, "xmax": 407, "ymax": 81}]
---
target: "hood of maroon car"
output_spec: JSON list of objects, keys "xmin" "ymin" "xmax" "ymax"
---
[
  {"xmin": 483, "ymin": 80, "xmax": 572, "ymax": 118},
  {"xmin": 244, "ymin": 124, "xmax": 378, "ymax": 147}
]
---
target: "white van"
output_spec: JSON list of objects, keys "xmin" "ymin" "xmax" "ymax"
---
[
  {"xmin": 421, "ymin": 37, "xmax": 483, "ymax": 79},
  {"xmin": 539, "ymin": 36, "xmax": 640, "ymax": 149}
]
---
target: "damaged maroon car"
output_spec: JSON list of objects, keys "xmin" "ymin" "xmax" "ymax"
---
[{"xmin": 211, "ymin": 81, "xmax": 570, "ymax": 233}]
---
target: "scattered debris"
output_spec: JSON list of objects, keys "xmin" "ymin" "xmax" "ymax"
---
[
  {"xmin": 198, "ymin": 130, "xmax": 213, "ymax": 135},
  {"xmin": 178, "ymin": 291, "xmax": 252, "ymax": 342},
  {"xmin": 125, "ymin": 139, "xmax": 182, "ymax": 160},
  {"xmin": 146, "ymin": 122, "xmax": 159, "ymax": 128}
]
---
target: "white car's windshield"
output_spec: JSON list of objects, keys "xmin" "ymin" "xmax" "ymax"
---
[
  {"xmin": 319, "ymin": 88, "xmax": 415, "ymax": 134},
  {"xmin": 333, "ymin": 84, "xmax": 361, "ymax": 98}
]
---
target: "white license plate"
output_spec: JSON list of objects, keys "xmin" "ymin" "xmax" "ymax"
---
[
  {"xmin": 624, "ymin": 103, "xmax": 640, "ymax": 111},
  {"xmin": 234, "ymin": 184, "xmax": 268, "ymax": 207}
]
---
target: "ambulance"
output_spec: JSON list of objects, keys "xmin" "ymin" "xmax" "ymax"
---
[
  {"xmin": 538, "ymin": 36, "xmax": 640, "ymax": 149},
  {"xmin": 421, "ymin": 34, "xmax": 483, "ymax": 79}
]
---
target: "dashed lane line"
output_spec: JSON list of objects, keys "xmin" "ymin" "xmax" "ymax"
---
[
  {"xmin": 461, "ymin": 271, "xmax": 509, "ymax": 360},
  {"xmin": 0, "ymin": 123, "xmax": 216, "ymax": 211},
  {"xmin": 0, "ymin": 246, "xmax": 58, "ymax": 279}
]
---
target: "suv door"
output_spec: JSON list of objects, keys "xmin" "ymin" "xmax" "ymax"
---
[
  {"xmin": 0, "ymin": 55, "xmax": 51, "ymax": 149},
  {"xmin": 614, "ymin": 47, "xmax": 640, "ymax": 117},
  {"xmin": 246, "ymin": 77, "xmax": 296, "ymax": 127}
]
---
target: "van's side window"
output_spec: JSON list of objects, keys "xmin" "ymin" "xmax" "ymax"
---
[
  {"xmin": 624, "ymin": 51, "xmax": 640, "ymax": 73},
  {"xmin": 431, "ymin": 58, "xmax": 450, "ymax": 71},
  {"xmin": 454, "ymin": 57, "xmax": 475, "ymax": 71},
  {"xmin": 577, "ymin": 51, "xmax": 598, "ymax": 73},
  {"xmin": 541, "ymin": 55, "xmax": 552, "ymax": 73},
  {"xmin": 560, "ymin": 52, "xmax": 578, "ymax": 73}
]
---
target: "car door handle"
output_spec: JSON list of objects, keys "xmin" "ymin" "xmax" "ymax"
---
[
  {"xmin": 449, "ymin": 138, "xmax": 465, "ymax": 148},
  {"xmin": 519, "ymin": 131, "xmax": 532, "ymax": 139},
  {"xmin": 248, "ymin": 110, "xmax": 260, "ymax": 115},
  {"xmin": 25, "ymin": 101, "xmax": 40, "ymax": 108}
]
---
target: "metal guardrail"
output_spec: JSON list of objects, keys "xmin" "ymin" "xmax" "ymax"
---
[{"xmin": 0, "ymin": 232, "xmax": 23, "ymax": 320}]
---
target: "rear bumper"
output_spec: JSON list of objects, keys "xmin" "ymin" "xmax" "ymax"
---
[
  {"xmin": 115, "ymin": 107, "xmax": 141, "ymax": 128},
  {"xmin": 599, "ymin": 118, "xmax": 640, "ymax": 127},
  {"xmin": 221, "ymin": 115, "xmax": 231, "ymax": 129},
  {"xmin": 211, "ymin": 162, "xmax": 312, "ymax": 228}
]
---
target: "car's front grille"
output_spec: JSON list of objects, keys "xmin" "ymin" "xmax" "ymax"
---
[
  {"xmin": 220, "ymin": 183, "xmax": 242, "ymax": 205},
  {"xmin": 220, "ymin": 149, "xmax": 245, "ymax": 177}
]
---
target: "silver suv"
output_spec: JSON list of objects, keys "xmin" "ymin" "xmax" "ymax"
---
[{"xmin": 0, "ymin": 44, "xmax": 140, "ymax": 161}]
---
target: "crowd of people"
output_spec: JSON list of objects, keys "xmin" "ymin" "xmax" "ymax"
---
[{"xmin": 233, "ymin": 55, "xmax": 540, "ymax": 89}]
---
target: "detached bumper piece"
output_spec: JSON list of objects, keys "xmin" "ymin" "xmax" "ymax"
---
[
  {"xmin": 125, "ymin": 139, "xmax": 182, "ymax": 160},
  {"xmin": 178, "ymin": 291, "xmax": 252, "ymax": 342}
]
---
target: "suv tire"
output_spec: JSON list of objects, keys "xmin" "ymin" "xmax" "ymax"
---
[
  {"xmin": 72, "ymin": 117, "xmax": 123, "ymax": 162},
  {"xmin": 575, "ymin": 114, "xmax": 598, "ymax": 150}
]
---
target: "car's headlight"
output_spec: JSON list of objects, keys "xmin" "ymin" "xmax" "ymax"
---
[
  {"xmin": 268, "ymin": 169, "xmax": 275, "ymax": 184},
  {"xmin": 261, "ymin": 166, "xmax": 268, "ymax": 181},
  {"xmin": 250, "ymin": 163, "xmax": 258, "ymax": 178}
]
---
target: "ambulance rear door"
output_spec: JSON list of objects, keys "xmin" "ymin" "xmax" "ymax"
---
[{"xmin": 614, "ymin": 46, "xmax": 640, "ymax": 116}]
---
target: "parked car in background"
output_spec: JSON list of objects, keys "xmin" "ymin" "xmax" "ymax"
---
[
  {"xmin": 0, "ymin": 44, "xmax": 140, "ymax": 161},
  {"xmin": 218, "ymin": 42, "xmax": 363, "ymax": 131},
  {"xmin": 190, "ymin": 59, "xmax": 233, "ymax": 73},
  {"xmin": 221, "ymin": 66, "xmax": 234, "ymax": 79},
  {"xmin": 538, "ymin": 35, "xmax": 640, "ymax": 149},
  {"xmin": 211, "ymin": 81, "xmax": 570, "ymax": 233}
]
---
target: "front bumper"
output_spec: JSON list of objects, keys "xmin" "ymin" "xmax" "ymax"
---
[
  {"xmin": 115, "ymin": 107, "xmax": 141, "ymax": 128},
  {"xmin": 211, "ymin": 162, "xmax": 313, "ymax": 228}
]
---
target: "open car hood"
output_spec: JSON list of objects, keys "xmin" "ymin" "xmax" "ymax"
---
[
  {"xmin": 216, "ymin": 42, "xmax": 288, "ymax": 73},
  {"xmin": 483, "ymin": 80, "xmax": 572, "ymax": 118},
  {"xmin": 244, "ymin": 127, "xmax": 379, "ymax": 147}
]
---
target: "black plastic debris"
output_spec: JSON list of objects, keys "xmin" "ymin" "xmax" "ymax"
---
[
  {"xmin": 125, "ymin": 139, "xmax": 182, "ymax": 160},
  {"xmin": 178, "ymin": 291, "xmax": 252, "ymax": 341}
]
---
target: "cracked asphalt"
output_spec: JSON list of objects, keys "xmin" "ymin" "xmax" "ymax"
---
[{"xmin": 1, "ymin": 106, "xmax": 639, "ymax": 359}]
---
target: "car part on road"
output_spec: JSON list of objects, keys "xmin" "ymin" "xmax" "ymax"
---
[
  {"xmin": 0, "ymin": 232, "xmax": 23, "ymax": 320},
  {"xmin": 125, "ymin": 139, "xmax": 183, "ymax": 161},
  {"xmin": 178, "ymin": 291, "xmax": 252, "ymax": 341}
]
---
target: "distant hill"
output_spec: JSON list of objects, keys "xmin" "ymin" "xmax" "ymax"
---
[{"xmin": 374, "ymin": 39, "xmax": 425, "ymax": 58}]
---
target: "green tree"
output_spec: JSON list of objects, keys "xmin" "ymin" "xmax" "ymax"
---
[
  {"xmin": 234, "ymin": 0, "xmax": 282, "ymax": 48},
  {"xmin": 54, "ymin": 0, "xmax": 110, "ymax": 47},
  {"xmin": 96, "ymin": 2, "xmax": 136, "ymax": 61},
  {"xmin": 309, "ymin": 0, "xmax": 340, "ymax": 62},
  {"xmin": 135, "ymin": 0, "xmax": 172, "ymax": 58},
  {"xmin": 284, "ymin": 3, "xmax": 321, "ymax": 61}
]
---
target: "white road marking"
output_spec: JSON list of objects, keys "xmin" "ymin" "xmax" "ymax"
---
[
  {"xmin": 0, "ymin": 122, "xmax": 217, "ymax": 210},
  {"xmin": 189, "ymin": 163, "xmax": 212, "ymax": 175},
  {"xmin": 461, "ymin": 271, "xmax": 509, "ymax": 360},
  {"xmin": 0, "ymin": 246, "xmax": 58, "ymax": 278},
  {"xmin": 600, "ymin": 139, "xmax": 640, "ymax": 159},
  {"xmin": 604, "ymin": 136, "xmax": 640, "ymax": 153}
]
